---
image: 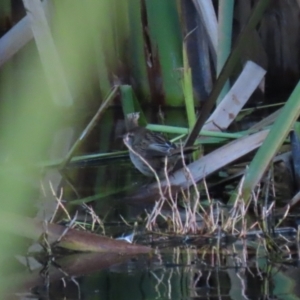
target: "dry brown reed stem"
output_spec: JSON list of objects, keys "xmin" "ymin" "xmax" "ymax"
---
[
  {"xmin": 239, "ymin": 194, "xmax": 252, "ymax": 236},
  {"xmin": 49, "ymin": 182, "xmax": 71, "ymax": 223},
  {"xmin": 146, "ymin": 201, "xmax": 164, "ymax": 230},
  {"xmin": 275, "ymin": 204, "xmax": 290, "ymax": 228},
  {"xmin": 61, "ymin": 85, "xmax": 118, "ymax": 168},
  {"xmin": 56, "ymin": 211, "xmax": 78, "ymax": 243},
  {"xmin": 181, "ymin": 188, "xmax": 198, "ymax": 232},
  {"xmin": 255, "ymin": 240, "xmax": 263, "ymax": 278},
  {"xmin": 203, "ymin": 178, "xmax": 217, "ymax": 232},
  {"xmin": 163, "ymin": 156, "xmax": 183, "ymax": 233},
  {"xmin": 82, "ymin": 203, "xmax": 105, "ymax": 234},
  {"xmin": 280, "ymin": 190, "xmax": 300, "ymax": 213},
  {"xmin": 239, "ymin": 200, "xmax": 248, "ymax": 237},
  {"xmin": 241, "ymin": 239, "xmax": 248, "ymax": 269},
  {"xmin": 264, "ymin": 169, "xmax": 272, "ymax": 207},
  {"xmin": 182, "ymin": 191, "xmax": 195, "ymax": 232},
  {"xmin": 265, "ymin": 201, "xmax": 275, "ymax": 216},
  {"xmin": 271, "ymin": 168, "xmax": 276, "ymax": 201},
  {"xmin": 179, "ymin": 145, "xmax": 201, "ymax": 233},
  {"xmin": 119, "ymin": 214, "xmax": 134, "ymax": 228},
  {"xmin": 222, "ymin": 175, "xmax": 255, "ymax": 237},
  {"xmin": 282, "ymin": 244, "xmax": 292, "ymax": 260},
  {"xmin": 144, "ymin": 143, "xmax": 206, "ymax": 232}
]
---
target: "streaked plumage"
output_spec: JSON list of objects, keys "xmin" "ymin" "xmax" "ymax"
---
[
  {"xmin": 123, "ymin": 112, "xmax": 197, "ymax": 177},
  {"xmin": 124, "ymin": 126, "xmax": 178, "ymax": 177}
]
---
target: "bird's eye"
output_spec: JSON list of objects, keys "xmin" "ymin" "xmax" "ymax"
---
[{"xmin": 125, "ymin": 132, "xmax": 134, "ymax": 142}]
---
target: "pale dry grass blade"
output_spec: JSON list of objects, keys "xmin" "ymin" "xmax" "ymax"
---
[
  {"xmin": 163, "ymin": 157, "xmax": 183, "ymax": 233},
  {"xmin": 247, "ymin": 108, "xmax": 282, "ymax": 133},
  {"xmin": 82, "ymin": 203, "xmax": 105, "ymax": 234},
  {"xmin": 179, "ymin": 145, "xmax": 201, "ymax": 233},
  {"xmin": 204, "ymin": 61, "xmax": 266, "ymax": 131},
  {"xmin": 192, "ymin": 0, "xmax": 218, "ymax": 60},
  {"xmin": 155, "ymin": 130, "xmax": 269, "ymax": 189},
  {"xmin": 0, "ymin": 0, "xmax": 51, "ymax": 67}
]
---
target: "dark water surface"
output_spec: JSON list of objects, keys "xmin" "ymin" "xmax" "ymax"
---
[{"xmin": 19, "ymin": 244, "xmax": 300, "ymax": 299}]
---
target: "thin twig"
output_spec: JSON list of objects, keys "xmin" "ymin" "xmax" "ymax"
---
[{"xmin": 60, "ymin": 85, "xmax": 119, "ymax": 168}]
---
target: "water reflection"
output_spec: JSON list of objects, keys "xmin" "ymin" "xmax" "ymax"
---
[{"xmin": 16, "ymin": 245, "xmax": 298, "ymax": 299}]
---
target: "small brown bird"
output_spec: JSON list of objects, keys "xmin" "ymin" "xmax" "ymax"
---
[{"xmin": 123, "ymin": 112, "xmax": 190, "ymax": 177}]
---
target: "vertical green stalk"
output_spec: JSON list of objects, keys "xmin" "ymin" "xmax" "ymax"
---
[
  {"xmin": 120, "ymin": 85, "xmax": 147, "ymax": 126},
  {"xmin": 111, "ymin": 0, "xmax": 129, "ymax": 61},
  {"xmin": 182, "ymin": 43, "xmax": 201, "ymax": 160},
  {"xmin": 145, "ymin": 0, "xmax": 183, "ymax": 106},
  {"xmin": 216, "ymin": 0, "xmax": 234, "ymax": 104},
  {"xmin": 182, "ymin": 44, "xmax": 196, "ymax": 129},
  {"xmin": 242, "ymin": 80, "xmax": 300, "ymax": 203},
  {"xmin": 120, "ymin": 85, "xmax": 135, "ymax": 117}
]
